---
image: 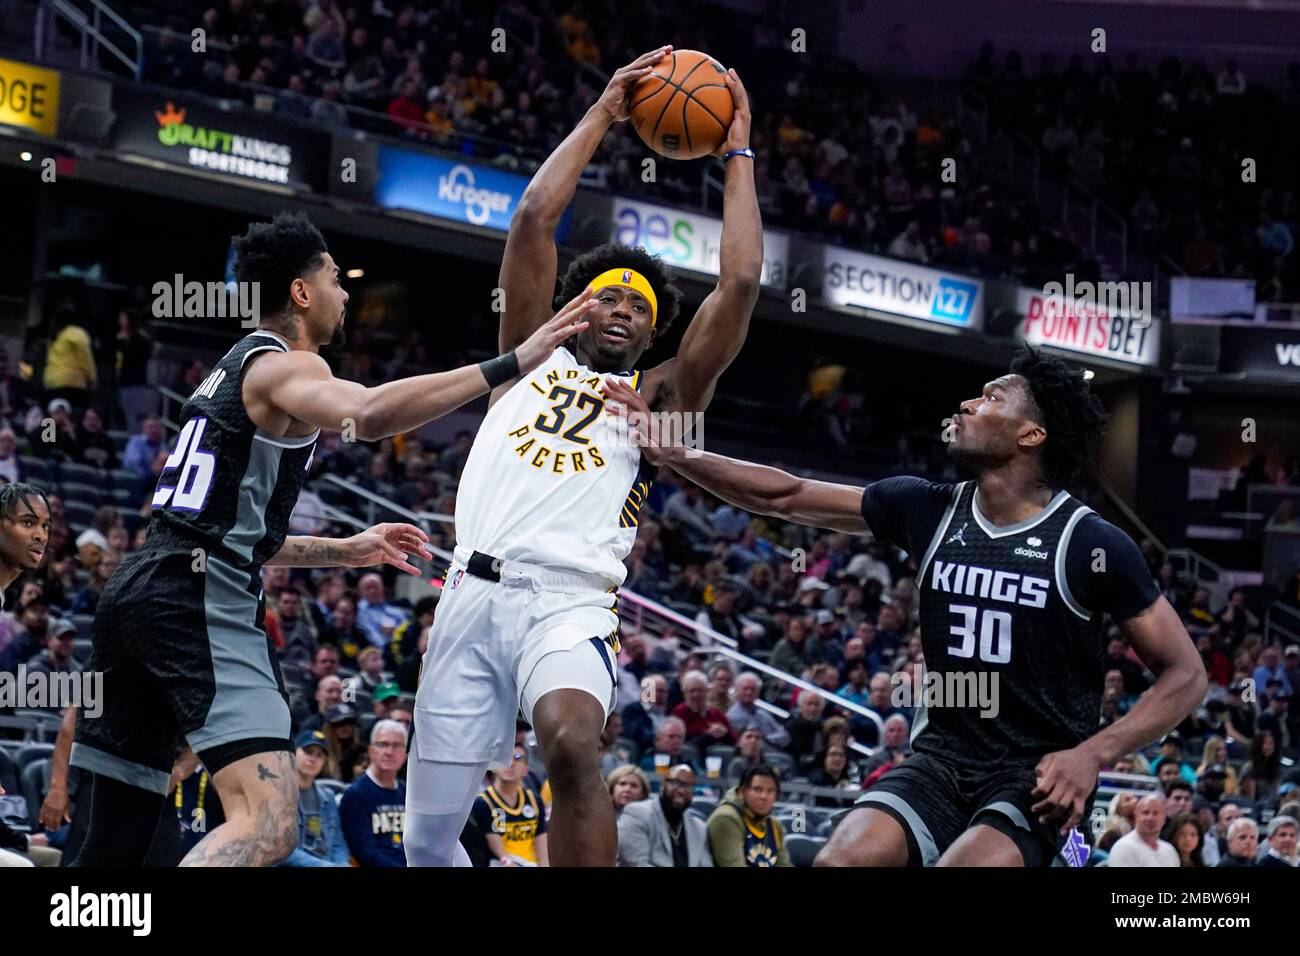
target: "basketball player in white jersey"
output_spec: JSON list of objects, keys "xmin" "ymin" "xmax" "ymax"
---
[{"xmin": 405, "ymin": 46, "xmax": 762, "ymax": 866}]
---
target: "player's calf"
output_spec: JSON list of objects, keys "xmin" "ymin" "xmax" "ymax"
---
[
  {"xmin": 814, "ymin": 807, "xmax": 912, "ymax": 867},
  {"xmin": 179, "ymin": 750, "xmax": 299, "ymax": 867},
  {"xmin": 531, "ymin": 689, "xmax": 616, "ymax": 866}
]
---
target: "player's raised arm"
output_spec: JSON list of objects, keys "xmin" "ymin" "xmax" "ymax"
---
[
  {"xmin": 250, "ymin": 291, "xmax": 595, "ymax": 441},
  {"xmin": 654, "ymin": 69, "xmax": 762, "ymax": 414},
  {"xmin": 602, "ymin": 378, "xmax": 867, "ymax": 533},
  {"xmin": 497, "ymin": 46, "xmax": 674, "ymax": 358}
]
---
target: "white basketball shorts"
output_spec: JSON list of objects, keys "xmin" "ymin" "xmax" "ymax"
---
[{"xmin": 412, "ymin": 546, "xmax": 621, "ymax": 769}]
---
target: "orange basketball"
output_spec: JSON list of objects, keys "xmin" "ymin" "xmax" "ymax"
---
[{"xmin": 629, "ymin": 49, "xmax": 734, "ymax": 160}]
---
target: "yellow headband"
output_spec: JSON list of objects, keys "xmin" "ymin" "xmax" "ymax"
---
[{"xmin": 586, "ymin": 268, "xmax": 659, "ymax": 327}]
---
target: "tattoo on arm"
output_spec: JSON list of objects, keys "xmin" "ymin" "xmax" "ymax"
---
[{"xmin": 290, "ymin": 538, "xmax": 345, "ymax": 565}]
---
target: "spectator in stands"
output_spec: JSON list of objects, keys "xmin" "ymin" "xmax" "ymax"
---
[
  {"xmin": 356, "ymin": 646, "xmax": 386, "ymax": 694},
  {"xmin": 1107, "ymin": 794, "xmax": 1179, "ymax": 867},
  {"xmin": 1258, "ymin": 688, "xmax": 1292, "ymax": 755},
  {"xmin": 806, "ymin": 743, "xmax": 856, "ymax": 805},
  {"xmin": 725, "ymin": 727, "xmax": 766, "ymax": 781},
  {"xmin": 275, "ymin": 585, "xmax": 317, "ymax": 670},
  {"xmin": 727, "ymin": 672, "xmax": 791, "ymax": 748},
  {"xmin": 639, "ymin": 716, "xmax": 696, "ymax": 774},
  {"xmin": 470, "ymin": 745, "xmax": 548, "ymax": 866},
  {"xmin": 1104, "ymin": 635, "xmax": 1151, "ymax": 696},
  {"xmin": 356, "ymin": 573, "xmax": 409, "ymax": 648},
  {"xmin": 664, "ymin": 652, "xmax": 706, "ymax": 712},
  {"xmin": 623, "ymin": 673, "xmax": 668, "ymax": 753},
  {"xmin": 30, "ymin": 398, "xmax": 81, "ymax": 464},
  {"xmin": 858, "ymin": 713, "xmax": 912, "ymax": 783},
  {"xmin": 42, "ymin": 305, "xmax": 97, "ymax": 412},
  {"xmin": 1257, "ymin": 815, "xmax": 1298, "ymax": 868},
  {"xmin": 1161, "ymin": 780, "xmax": 1195, "ymax": 829},
  {"xmin": 1225, "ymin": 677, "xmax": 1257, "ymax": 747},
  {"xmin": 71, "ymin": 548, "xmax": 119, "ymax": 616},
  {"xmin": 2, "ymin": 592, "xmax": 48, "ymax": 671},
  {"xmin": 706, "ymin": 661, "xmax": 734, "ymax": 711},
  {"xmin": 616, "ymin": 763, "xmax": 711, "ymax": 867},
  {"xmin": 122, "ymin": 416, "xmax": 165, "ymax": 481},
  {"xmin": 784, "ymin": 689, "xmax": 826, "ymax": 765},
  {"xmin": 707, "ymin": 766, "xmax": 791, "ymax": 868},
  {"xmin": 338, "ymin": 719, "xmax": 408, "ymax": 867},
  {"xmin": 323, "ymin": 595, "xmax": 367, "ymax": 667},
  {"xmin": 672, "ymin": 670, "xmax": 736, "ymax": 752},
  {"xmin": 606, "ymin": 765, "xmax": 650, "ymax": 819},
  {"xmin": 836, "ymin": 658, "xmax": 871, "ymax": 708},
  {"xmin": 1195, "ymin": 632, "xmax": 1233, "ymax": 688},
  {"xmin": 300, "ymin": 675, "xmax": 344, "ymax": 733},
  {"xmin": 307, "ymin": 571, "xmax": 344, "ymax": 633},
  {"xmin": 281, "ymin": 729, "xmax": 348, "ymax": 866},
  {"xmin": 623, "ymin": 539, "xmax": 662, "ymax": 600},
  {"xmin": 851, "ymin": 671, "xmax": 903, "ymax": 747},
  {"xmin": 1241, "ymin": 729, "xmax": 1284, "ymax": 807},
  {"xmin": 1150, "ymin": 732, "xmax": 1198, "ymax": 786},
  {"xmin": 663, "ymin": 482, "xmax": 714, "ymax": 547},
  {"xmin": 887, "ymin": 221, "xmax": 929, "ymax": 262},
  {"xmin": 1253, "ymin": 644, "xmax": 1293, "ymax": 698},
  {"xmin": 75, "ymin": 407, "xmax": 117, "ymax": 471},
  {"xmin": 0, "ymin": 785, "xmax": 60, "ymax": 866},
  {"xmin": 388, "ymin": 80, "xmax": 427, "ymax": 135},
  {"xmin": 766, "ymin": 616, "xmax": 819, "ymax": 700},
  {"xmin": 1201, "ymin": 801, "xmax": 1241, "ymax": 866},
  {"xmin": 23, "ymin": 617, "xmax": 81, "ymax": 698},
  {"xmin": 113, "ymin": 311, "xmax": 156, "ymax": 432},
  {"xmin": 1169, "ymin": 813, "xmax": 1205, "ymax": 867},
  {"xmin": 1217, "ymin": 817, "xmax": 1258, "ymax": 867},
  {"xmin": 695, "ymin": 582, "xmax": 763, "ymax": 649},
  {"xmin": 0, "ymin": 427, "xmax": 20, "ymax": 484}
]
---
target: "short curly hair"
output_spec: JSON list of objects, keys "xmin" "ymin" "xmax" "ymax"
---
[
  {"xmin": 1009, "ymin": 346, "xmax": 1108, "ymax": 489},
  {"xmin": 231, "ymin": 211, "xmax": 329, "ymax": 320},
  {"xmin": 555, "ymin": 242, "xmax": 683, "ymax": 336}
]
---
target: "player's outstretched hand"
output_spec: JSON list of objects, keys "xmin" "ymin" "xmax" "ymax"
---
[
  {"xmin": 597, "ymin": 45, "xmax": 673, "ymax": 123},
  {"xmin": 514, "ymin": 288, "xmax": 597, "ymax": 375},
  {"xmin": 602, "ymin": 377, "xmax": 682, "ymax": 467},
  {"xmin": 346, "ymin": 522, "xmax": 434, "ymax": 576},
  {"xmin": 1031, "ymin": 745, "xmax": 1102, "ymax": 835},
  {"xmin": 712, "ymin": 69, "xmax": 752, "ymax": 158}
]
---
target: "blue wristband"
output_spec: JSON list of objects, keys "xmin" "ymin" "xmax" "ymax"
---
[{"xmin": 723, "ymin": 148, "xmax": 755, "ymax": 161}]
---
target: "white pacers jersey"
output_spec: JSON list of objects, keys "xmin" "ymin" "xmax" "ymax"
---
[{"xmin": 454, "ymin": 345, "xmax": 653, "ymax": 587}]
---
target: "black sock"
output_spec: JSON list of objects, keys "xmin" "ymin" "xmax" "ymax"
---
[{"xmin": 67, "ymin": 774, "xmax": 169, "ymax": 867}]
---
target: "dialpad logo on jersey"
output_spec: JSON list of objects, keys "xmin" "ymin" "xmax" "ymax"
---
[
  {"xmin": 1014, "ymin": 539, "xmax": 1050, "ymax": 560},
  {"xmin": 930, "ymin": 560, "xmax": 1049, "ymax": 609}
]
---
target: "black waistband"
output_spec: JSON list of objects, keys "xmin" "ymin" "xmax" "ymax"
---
[{"xmin": 465, "ymin": 550, "xmax": 502, "ymax": 583}]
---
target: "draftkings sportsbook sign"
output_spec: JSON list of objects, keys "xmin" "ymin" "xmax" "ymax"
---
[{"xmin": 112, "ymin": 87, "xmax": 327, "ymax": 191}]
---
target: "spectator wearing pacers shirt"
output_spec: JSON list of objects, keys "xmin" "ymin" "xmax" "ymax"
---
[
  {"xmin": 338, "ymin": 719, "xmax": 408, "ymax": 867},
  {"xmin": 707, "ymin": 766, "xmax": 791, "ymax": 867},
  {"xmin": 470, "ymin": 745, "xmax": 549, "ymax": 866}
]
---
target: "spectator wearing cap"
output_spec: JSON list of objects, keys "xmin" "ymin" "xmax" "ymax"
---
[
  {"xmin": 121, "ymin": 416, "xmax": 164, "ymax": 481},
  {"xmin": 1107, "ymin": 795, "xmax": 1179, "ymax": 867},
  {"xmin": 1257, "ymin": 815, "xmax": 1298, "ymax": 867},
  {"xmin": 280, "ymin": 730, "xmax": 348, "ymax": 867},
  {"xmin": 23, "ymin": 618, "xmax": 82, "ymax": 709},
  {"xmin": 672, "ymin": 671, "xmax": 736, "ymax": 753},
  {"xmin": 1150, "ymin": 733, "xmax": 1198, "ymax": 786},
  {"xmin": 298, "ymin": 674, "xmax": 344, "ymax": 734},
  {"xmin": 42, "ymin": 307, "xmax": 96, "ymax": 411},
  {"xmin": 1253, "ymin": 644, "xmax": 1293, "ymax": 699},
  {"xmin": 617, "ymin": 763, "xmax": 711, "ymax": 867},
  {"xmin": 1216, "ymin": 817, "xmax": 1258, "ymax": 867},
  {"xmin": 356, "ymin": 573, "xmax": 410, "ymax": 648},
  {"xmin": 470, "ymin": 745, "xmax": 548, "ymax": 866},
  {"xmin": 707, "ymin": 766, "xmax": 791, "ymax": 868},
  {"xmin": 371, "ymin": 681, "xmax": 403, "ymax": 717},
  {"xmin": 1196, "ymin": 761, "xmax": 1232, "ymax": 808},
  {"xmin": 339, "ymin": 719, "xmax": 408, "ymax": 866},
  {"xmin": 1258, "ymin": 686, "xmax": 1293, "ymax": 755},
  {"xmin": 1241, "ymin": 729, "xmax": 1285, "ymax": 807},
  {"xmin": 639, "ymin": 717, "xmax": 699, "ymax": 774},
  {"xmin": 727, "ymin": 672, "xmax": 791, "ymax": 749},
  {"xmin": 322, "ymin": 703, "xmax": 360, "ymax": 778}
]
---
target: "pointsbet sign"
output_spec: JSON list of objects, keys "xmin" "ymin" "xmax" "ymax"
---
[
  {"xmin": 0, "ymin": 58, "xmax": 60, "ymax": 137},
  {"xmin": 112, "ymin": 87, "xmax": 328, "ymax": 190}
]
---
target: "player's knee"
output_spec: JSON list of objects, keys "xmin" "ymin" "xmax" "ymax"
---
[
  {"xmin": 539, "ymin": 724, "xmax": 600, "ymax": 788},
  {"xmin": 813, "ymin": 839, "xmax": 855, "ymax": 867}
]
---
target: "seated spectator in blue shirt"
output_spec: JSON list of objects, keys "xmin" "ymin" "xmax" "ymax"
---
[
  {"xmin": 281, "ymin": 730, "xmax": 348, "ymax": 866},
  {"xmin": 1253, "ymin": 646, "xmax": 1293, "ymax": 699},
  {"xmin": 356, "ymin": 573, "xmax": 410, "ymax": 648},
  {"xmin": 121, "ymin": 416, "xmax": 165, "ymax": 480},
  {"xmin": 836, "ymin": 659, "xmax": 871, "ymax": 708},
  {"xmin": 1150, "ymin": 732, "xmax": 1199, "ymax": 786},
  {"xmin": 338, "ymin": 719, "xmax": 408, "ymax": 866}
]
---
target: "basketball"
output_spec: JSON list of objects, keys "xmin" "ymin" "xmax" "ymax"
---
[{"xmin": 630, "ymin": 49, "xmax": 734, "ymax": 159}]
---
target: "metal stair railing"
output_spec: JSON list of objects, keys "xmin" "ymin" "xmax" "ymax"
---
[{"xmin": 35, "ymin": 0, "xmax": 141, "ymax": 79}]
